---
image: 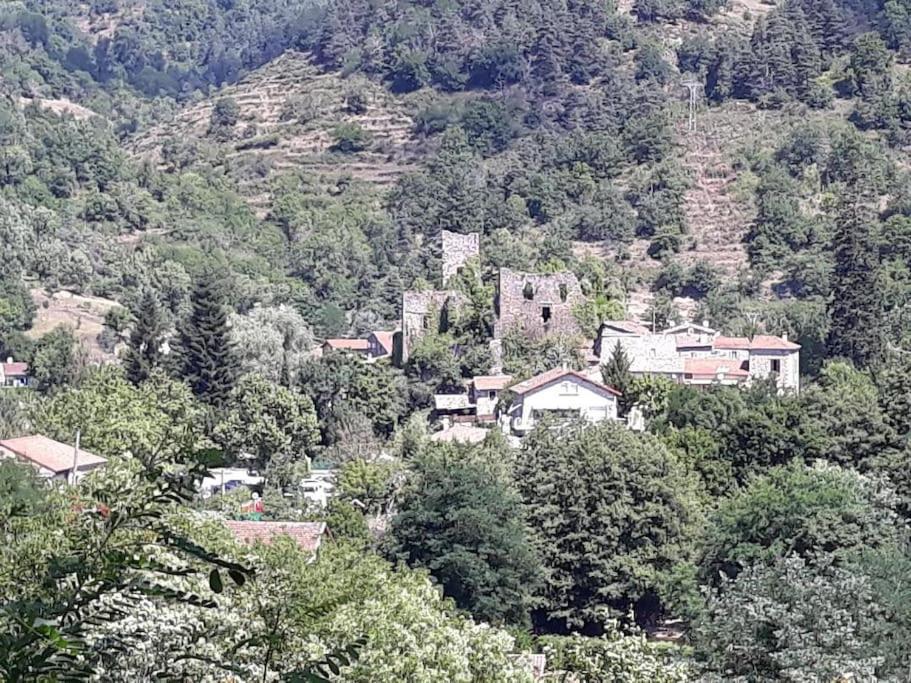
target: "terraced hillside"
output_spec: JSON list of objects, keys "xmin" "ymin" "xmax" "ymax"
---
[{"xmin": 131, "ymin": 52, "xmax": 421, "ymax": 213}]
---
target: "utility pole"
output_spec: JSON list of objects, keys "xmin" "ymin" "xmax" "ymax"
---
[
  {"xmin": 681, "ymin": 78, "xmax": 703, "ymax": 133},
  {"xmin": 70, "ymin": 430, "xmax": 81, "ymax": 486}
]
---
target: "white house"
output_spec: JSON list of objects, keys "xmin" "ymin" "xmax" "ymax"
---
[
  {"xmin": 598, "ymin": 320, "xmax": 801, "ymax": 392},
  {"xmin": 504, "ymin": 367, "xmax": 621, "ymax": 434},
  {"xmin": 0, "ymin": 359, "xmax": 29, "ymax": 388},
  {"xmin": 0, "ymin": 434, "xmax": 107, "ymax": 483}
]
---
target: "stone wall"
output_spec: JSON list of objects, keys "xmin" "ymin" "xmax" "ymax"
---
[
  {"xmin": 401, "ymin": 290, "xmax": 466, "ymax": 361},
  {"xmin": 441, "ymin": 230, "xmax": 480, "ymax": 285},
  {"xmin": 494, "ymin": 268, "xmax": 584, "ymax": 340},
  {"xmin": 749, "ymin": 350, "xmax": 800, "ymax": 392}
]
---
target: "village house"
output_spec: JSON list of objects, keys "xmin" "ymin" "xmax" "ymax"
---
[
  {"xmin": 503, "ymin": 367, "xmax": 621, "ymax": 435},
  {"xmin": 433, "ymin": 374, "xmax": 513, "ymax": 424},
  {"xmin": 470, "ymin": 375, "xmax": 512, "ymax": 419},
  {"xmin": 597, "ymin": 320, "xmax": 801, "ymax": 392},
  {"xmin": 0, "ymin": 358, "xmax": 29, "ymax": 388},
  {"xmin": 0, "ymin": 434, "xmax": 107, "ymax": 483}
]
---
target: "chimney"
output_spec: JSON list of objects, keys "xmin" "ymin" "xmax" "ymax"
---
[
  {"xmin": 5, "ymin": 357, "xmax": 12, "ymax": 364},
  {"xmin": 702, "ymin": 320, "xmax": 710, "ymax": 328},
  {"xmin": 782, "ymin": 332, "xmax": 788, "ymax": 342}
]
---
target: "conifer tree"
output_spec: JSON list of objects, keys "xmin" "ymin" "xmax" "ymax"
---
[
  {"xmin": 826, "ymin": 193, "xmax": 884, "ymax": 368},
  {"xmin": 177, "ymin": 274, "xmax": 236, "ymax": 406},
  {"xmin": 124, "ymin": 290, "xmax": 167, "ymax": 385},
  {"xmin": 602, "ymin": 341, "xmax": 633, "ymax": 415}
]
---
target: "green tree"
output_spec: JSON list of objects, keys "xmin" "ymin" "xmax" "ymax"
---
[
  {"xmin": 28, "ymin": 326, "xmax": 85, "ymax": 393},
  {"xmin": 699, "ymin": 462, "xmax": 898, "ymax": 582},
  {"xmin": 0, "ymin": 454, "xmax": 252, "ymax": 680},
  {"xmin": 177, "ymin": 274, "xmax": 236, "ymax": 406},
  {"xmin": 696, "ymin": 556, "xmax": 884, "ymax": 681},
  {"xmin": 37, "ymin": 366, "xmax": 205, "ymax": 458},
  {"xmin": 123, "ymin": 290, "xmax": 167, "ymax": 385},
  {"xmin": 385, "ymin": 438, "xmax": 541, "ymax": 626},
  {"xmin": 827, "ymin": 193, "xmax": 884, "ymax": 367},
  {"xmin": 539, "ymin": 627, "xmax": 691, "ymax": 682},
  {"xmin": 601, "ymin": 341, "xmax": 633, "ymax": 415},
  {"xmin": 213, "ymin": 373, "xmax": 320, "ymax": 479},
  {"xmin": 517, "ymin": 420, "xmax": 699, "ymax": 631},
  {"xmin": 299, "ymin": 352, "xmax": 407, "ymax": 444}
]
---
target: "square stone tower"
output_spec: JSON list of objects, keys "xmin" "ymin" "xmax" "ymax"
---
[{"xmin": 441, "ymin": 230, "xmax": 480, "ymax": 285}]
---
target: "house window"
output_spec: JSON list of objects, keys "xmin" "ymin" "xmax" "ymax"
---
[
  {"xmin": 559, "ymin": 284, "xmax": 568, "ymax": 303},
  {"xmin": 771, "ymin": 359, "xmax": 781, "ymax": 373},
  {"xmin": 523, "ymin": 282, "xmax": 535, "ymax": 300},
  {"xmin": 489, "ymin": 390, "xmax": 497, "ymax": 399},
  {"xmin": 542, "ymin": 306, "xmax": 552, "ymax": 323}
]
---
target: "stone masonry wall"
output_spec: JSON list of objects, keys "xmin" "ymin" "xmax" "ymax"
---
[
  {"xmin": 441, "ymin": 230, "xmax": 480, "ymax": 285},
  {"xmin": 401, "ymin": 290, "xmax": 466, "ymax": 361},
  {"xmin": 494, "ymin": 268, "xmax": 584, "ymax": 340}
]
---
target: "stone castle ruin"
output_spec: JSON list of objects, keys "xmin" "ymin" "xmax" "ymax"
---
[
  {"xmin": 441, "ymin": 230, "xmax": 480, "ymax": 285},
  {"xmin": 494, "ymin": 268, "xmax": 584, "ymax": 340},
  {"xmin": 400, "ymin": 231, "xmax": 583, "ymax": 361},
  {"xmin": 400, "ymin": 290, "xmax": 466, "ymax": 362}
]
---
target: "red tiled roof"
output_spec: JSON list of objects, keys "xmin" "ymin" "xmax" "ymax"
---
[
  {"xmin": 431, "ymin": 424, "xmax": 491, "ymax": 444},
  {"xmin": 323, "ymin": 338, "xmax": 370, "ymax": 351},
  {"xmin": 748, "ymin": 335, "xmax": 801, "ymax": 350},
  {"xmin": 509, "ymin": 368, "xmax": 622, "ymax": 396},
  {"xmin": 712, "ymin": 335, "xmax": 800, "ymax": 351},
  {"xmin": 601, "ymin": 320, "xmax": 651, "ymax": 335},
  {"xmin": 675, "ymin": 335, "xmax": 715, "ymax": 349},
  {"xmin": 369, "ymin": 331, "xmax": 395, "ymax": 354},
  {"xmin": 473, "ymin": 375, "xmax": 513, "ymax": 391},
  {"xmin": 224, "ymin": 520, "xmax": 327, "ymax": 553},
  {"xmin": 0, "ymin": 435, "xmax": 106, "ymax": 474},
  {"xmin": 684, "ymin": 358, "xmax": 750, "ymax": 378},
  {"xmin": 713, "ymin": 336, "xmax": 752, "ymax": 350},
  {"xmin": 1, "ymin": 362, "xmax": 28, "ymax": 376}
]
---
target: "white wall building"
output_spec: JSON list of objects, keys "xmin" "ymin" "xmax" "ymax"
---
[{"xmin": 505, "ymin": 368, "xmax": 621, "ymax": 434}]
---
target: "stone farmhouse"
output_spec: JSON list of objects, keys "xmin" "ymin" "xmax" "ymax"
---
[
  {"xmin": 1, "ymin": 358, "xmax": 29, "ymax": 388},
  {"xmin": 597, "ymin": 320, "xmax": 801, "ymax": 392}
]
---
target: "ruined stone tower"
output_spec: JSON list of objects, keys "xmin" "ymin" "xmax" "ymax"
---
[
  {"xmin": 494, "ymin": 268, "xmax": 584, "ymax": 340},
  {"xmin": 441, "ymin": 230, "xmax": 480, "ymax": 285}
]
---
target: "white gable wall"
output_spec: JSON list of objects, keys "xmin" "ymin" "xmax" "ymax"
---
[{"xmin": 509, "ymin": 376, "xmax": 618, "ymax": 433}]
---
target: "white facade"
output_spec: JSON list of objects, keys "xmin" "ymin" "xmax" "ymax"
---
[{"xmin": 506, "ymin": 372, "xmax": 619, "ymax": 434}]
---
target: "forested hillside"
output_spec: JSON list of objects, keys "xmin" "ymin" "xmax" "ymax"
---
[
  {"xmin": 3, "ymin": 0, "xmax": 911, "ymax": 356},
  {"xmin": 3, "ymin": 0, "xmax": 911, "ymax": 678}
]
